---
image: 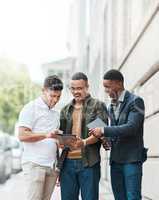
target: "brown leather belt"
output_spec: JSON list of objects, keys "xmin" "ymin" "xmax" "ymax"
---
[{"xmin": 67, "ymin": 150, "xmax": 82, "ymax": 159}]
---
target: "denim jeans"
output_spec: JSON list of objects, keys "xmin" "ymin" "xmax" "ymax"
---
[
  {"xmin": 60, "ymin": 159, "xmax": 100, "ymax": 200},
  {"xmin": 111, "ymin": 162, "xmax": 143, "ymax": 200}
]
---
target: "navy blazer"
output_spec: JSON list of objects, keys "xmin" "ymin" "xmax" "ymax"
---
[{"xmin": 104, "ymin": 91, "xmax": 147, "ymax": 163}]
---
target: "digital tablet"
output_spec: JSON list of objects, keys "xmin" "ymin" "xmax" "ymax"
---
[
  {"xmin": 55, "ymin": 133, "xmax": 77, "ymax": 145},
  {"xmin": 87, "ymin": 117, "xmax": 107, "ymax": 129}
]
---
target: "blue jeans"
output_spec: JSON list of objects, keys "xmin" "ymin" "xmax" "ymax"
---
[
  {"xmin": 111, "ymin": 162, "xmax": 143, "ymax": 200},
  {"xmin": 60, "ymin": 159, "xmax": 100, "ymax": 200}
]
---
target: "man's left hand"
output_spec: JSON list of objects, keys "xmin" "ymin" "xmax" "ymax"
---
[
  {"xmin": 73, "ymin": 137, "xmax": 84, "ymax": 148},
  {"xmin": 89, "ymin": 128, "xmax": 103, "ymax": 138}
]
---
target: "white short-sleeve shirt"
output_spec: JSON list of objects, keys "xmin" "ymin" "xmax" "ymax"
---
[{"xmin": 18, "ymin": 97, "xmax": 60, "ymax": 167}]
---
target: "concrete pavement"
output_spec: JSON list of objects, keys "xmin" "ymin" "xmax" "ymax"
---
[
  {"xmin": 0, "ymin": 172, "xmax": 148, "ymax": 200},
  {"xmin": 0, "ymin": 173, "xmax": 114, "ymax": 200},
  {"xmin": 99, "ymin": 178, "xmax": 149, "ymax": 200},
  {"xmin": 99, "ymin": 178, "xmax": 114, "ymax": 200},
  {"xmin": 51, "ymin": 179, "xmax": 115, "ymax": 200},
  {"xmin": 51, "ymin": 186, "xmax": 61, "ymax": 199}
]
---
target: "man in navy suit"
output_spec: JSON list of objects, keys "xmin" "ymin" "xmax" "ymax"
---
[{"xmin": 90, "ymin": 69, "xmax": 147, "ymax": 200}]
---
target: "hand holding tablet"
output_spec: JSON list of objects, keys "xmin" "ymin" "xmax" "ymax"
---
[{"xmin": 54, "ymin": 131, "xmax": 77, "ymax": 147}]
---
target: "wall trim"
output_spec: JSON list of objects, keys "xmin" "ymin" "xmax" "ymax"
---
[
  {"xmin": 132, "ymin": 62, "xmax": 159, "ymax": 90},
  {"xmin": 145, "ymin": 109, "xmax": 159, "ymax": 120},
  {"xmin": 118, "ymin": 3, "xmax": 159, "ymax": 70},
  {"xmin": 142, "ymin": 196, "xmax": 153, "ymax": 200}
]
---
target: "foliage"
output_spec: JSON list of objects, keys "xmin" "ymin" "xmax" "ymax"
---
[{"xmin": 0, "ymin": 57, "xmax": 41, "ymax": 134}]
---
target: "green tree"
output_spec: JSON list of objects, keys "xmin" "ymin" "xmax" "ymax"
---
[{"xmin": 0, "ymin": 57, "xmax": 41, "ymax": 134}]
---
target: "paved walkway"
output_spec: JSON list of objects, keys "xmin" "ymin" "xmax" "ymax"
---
[
  {"xmin": 0, "ymin": 173, "xmax": 148, "ymax": 200},
  {"xmin": 53, "ymin": 177, "xmax": 147, "ymax": 200},
  {"xmin": 51, "ymin": 178, "xmax": 114, "ymax": 200},
  {"xmin": 99, "ymin": 178, "xmax": 148, "ymax": 200},
  {"xmin": 99, "ymin": 179, "xmax": 114, "ymax": 200}
]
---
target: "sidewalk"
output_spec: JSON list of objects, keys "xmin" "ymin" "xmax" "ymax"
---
[
  {"xmin": 1, "ymin": 172, "xmax": 148, "ymax": 200},
  {"xmin": 99, "ymin": 178, "xmax": 148, "ymax": 200},
  {"xmin": 51, "ymin": 186, "xmax": 61, "ymax": 199},
  {"xmin": 51, "ymin": 179, "xmax": 148, "ymax": 200},
  {"xmin": 99, "ymin": 178, "xmax": 114, "ymax": 200},
  {"xmin": 51, "ymin": 178, "xmax": 115, "ymax": 200}
]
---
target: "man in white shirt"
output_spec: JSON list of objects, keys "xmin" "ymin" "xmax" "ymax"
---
[{"xmin": 18, "ymin": 75, "xmax": 63, "ymax": 200}]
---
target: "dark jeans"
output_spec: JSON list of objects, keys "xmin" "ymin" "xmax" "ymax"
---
[
  {"xmin": 60, "ymin": 159, "xmax": 100, "ymax": 200},
  {"xmin": 111, "ymin": 162, "xmax": 143, "ymax": 200}
]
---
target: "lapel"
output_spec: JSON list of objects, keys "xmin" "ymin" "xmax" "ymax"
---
[{"xmin": 116, "ymin": 91, "xmax": 130, "ymax": 124}]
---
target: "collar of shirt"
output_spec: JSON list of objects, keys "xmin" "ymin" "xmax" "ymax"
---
[
  {"xmin": 118, "ymin": 90, "xmax": 126, "ymax": 103},
  {"xmin": 110, "ymin": 90, "xmax": 126, "ymax": 107},
  {"xmin": 70, "ymin": 94, "xmax": 91, "ymax": 107},
  {"xmin": 37, "ymin": 96, "xmax": 56, "ymax": 111}
]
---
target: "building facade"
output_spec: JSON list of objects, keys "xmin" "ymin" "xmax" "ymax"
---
[
  {"xmin": 69, "ymin": 0, "xmax": 159, "ymax": 199},
  {"xmin": 41, "ymin": 57, "xmax": 76, "ymax": 108}
]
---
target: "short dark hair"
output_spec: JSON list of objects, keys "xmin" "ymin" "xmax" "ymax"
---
[
  {"xmin": 103, "ymin": 69, "xmax": 124, "ymax": 82},
  {"xmin": 43, "ymin": 75, "xmax": 63, "ymax": 91},
  {"xmin": 71, "ymin": 72, "xmax": 88, "ymax": 82}
]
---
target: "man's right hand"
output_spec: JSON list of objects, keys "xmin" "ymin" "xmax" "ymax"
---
[
  {"xmin": 101, "ymin": 136, "xmax": 111, "ymax": 151},
  {"xmin": 46, "ymin": 131, "xmax": 58, "ymax": 139}
]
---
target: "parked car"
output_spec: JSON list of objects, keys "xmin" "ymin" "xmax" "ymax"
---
[
  {"xmin": 10, "ymin": 137, "xmax": 23, "ymax": 173},
  {"xmin": 0, "ymin": 134, "xmax": 12, "ymax": 184}
]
